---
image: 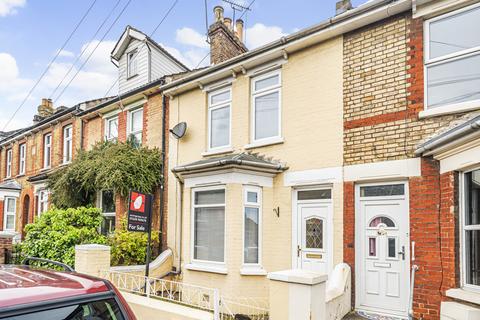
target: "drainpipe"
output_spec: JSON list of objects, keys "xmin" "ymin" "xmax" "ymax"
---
[{"xmin": 159, "ymin": 94, "xmax": 167, "ymax": 251}]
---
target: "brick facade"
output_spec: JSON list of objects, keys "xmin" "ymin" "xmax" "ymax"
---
[
  {"xmin": 343, "ymin": 12, "xmax": 469, "ymax": 319},
  {"xmin": 0, "ymin": 234, "xmax": 13, "ymax": 264}
]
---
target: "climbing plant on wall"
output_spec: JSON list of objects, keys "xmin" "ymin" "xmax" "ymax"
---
[{"xmin": 48, "ymin": 140, "xmax": 163, "ymax": 209}]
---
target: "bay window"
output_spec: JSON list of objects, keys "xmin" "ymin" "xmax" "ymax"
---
[
  {"xmin": 208, "ymin": 88, "xmax": 231, "ymax": 151},
  {"xmin": 98, "ymin": 190, "xmax": 116, "ymax": 235},
  {"xmin": 128, "ymin": 108, "xmax": 143, "ymax": 146},
  {"xmin": 63, "ymin": 125, "xmax": 73, "ymax": 164},
  {"xmin": 425, "ymin": 3, "xmax": 480, "ymax": 111},
  {"xmin": 192, "ymin": 188, "xmax": 225, "ymax": 263},
  {"xmin": 19, "ymin": 144, "xmax": 26, "ymax": 175},
  {"xmin": 6, "ymin": 149, "xmax": 12, "ymax": 178},
  {"xmin": 105, "ymin": 116, "xmax": 118, "ymax": 141},
  {"xmin": 463, "ymin": 169, "xmax": 480, "ymax": 288},
  {"xmin": 37, "ymin": 190, "xmax": 49, "ymax": 216},
  {"xmin": 251, "ymin": 70, "xmax": 281, "ymax": 143},
  {"xmin": 43, "ymin": 133, "xmax": 52, "ymax": 169},
  {"xmin": 3, "ymin": 197, "xmax": 16, "ymax": 231},
  {"xmin": 243, "ymin": 186, "xmax": 261, "ymax": 265}
]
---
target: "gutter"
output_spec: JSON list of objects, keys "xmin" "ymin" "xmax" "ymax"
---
[
  {"xmin": 414, "ymin": 117, "xmax": 480, "ymax": 156},
  {"xmin": 161, "ymin": 0, "xmax": 411, "ymax": 94}
]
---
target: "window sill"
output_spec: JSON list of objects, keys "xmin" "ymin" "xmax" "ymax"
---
[
  {"xmin": 15, "ymin": 174, "xmax": 25, "ymax": 178},
  {"xmin": 201, "ymin": 147, "xmax": 234, "ymax": 157},
  {"xmin": 240, "ymin": 266, "xmax": 267, "ymax": 276},
  {"xmin": 185, "ymin": 263, "xmax": 227, "ymax": 275},
  {"xmin": 126, "ymin": 74, "xmax": 138, "ymax": 81},
  {"xmin": 419, "ymin": 101, "xmax": 480, "ymax": 118},
  {"xmin": 40, "ymin": 167, "xmax": 51, "ymax": 172},
  {"xmin": 446, "ymin": 288, "xmax": 480, "ymax": 305},
  {"xmin": 244, "ymin": 137, "xmax": 284, "ymax": 150}
]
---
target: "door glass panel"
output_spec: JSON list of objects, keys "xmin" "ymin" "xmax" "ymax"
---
[
  {"xmin": 360, "ymin": 184, "xmax": 405, "ymax": 197},
  {"xmin": 369, "ymin": 216, "xmax": 395, "ymax": 228},
  {"xmin": 305, "ymin": 218, "xmax": 323, "ymax": 249},
  {"xmin": 298, "ymin": 189, "xmax": 331, "ymax": 200},
  {"xmin": 369, "ymin": 237, "xmax": 377, "ymax": 257},
  {"xmin": 388, "ymin": 237, "xmax": 397, "ymax": 258}
]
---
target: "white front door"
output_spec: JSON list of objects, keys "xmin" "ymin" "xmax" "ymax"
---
[
  {"xmin": 295, "ymin": 189, "xmax": 333, "ymax": 275},
  {"xmin": 356, "ymin": 183, "xmax": 410, "ymax": 318}
]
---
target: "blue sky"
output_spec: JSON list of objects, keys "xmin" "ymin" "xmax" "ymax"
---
[{"xmin": 0, "ymin": 0, "xmax": 367, "ymax": 131}]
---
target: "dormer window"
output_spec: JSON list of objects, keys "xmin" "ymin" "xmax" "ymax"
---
[{"xmin": 127, "ymin": 48, "xmax": 138, "ymax": 78}]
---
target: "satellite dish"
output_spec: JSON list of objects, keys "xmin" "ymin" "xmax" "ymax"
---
[{"xmin": 170, "ymin": 122, "xmax": 187, "ymax": 139}]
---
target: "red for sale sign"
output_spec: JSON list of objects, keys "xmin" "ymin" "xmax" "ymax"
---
[{"xmin": 127, "ymin": 191, "xmax": 153, "ymax": 233}]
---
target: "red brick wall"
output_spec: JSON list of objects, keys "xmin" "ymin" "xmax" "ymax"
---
[
  {"xmin": 0, "ymin": 235, "xmax": 13, "ymax": 264},
  {"xmin": 409, "ymin": 158, "xmax": 458, "ymax": 319},
  {"xmin": 343, "ymin": 182, "xmax": 356, "ymax": 305}
]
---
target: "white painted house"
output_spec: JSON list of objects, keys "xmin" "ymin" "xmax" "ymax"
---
[{"xmin": 111, "ymin": 25, "xmax": 188, "ymax": 94}]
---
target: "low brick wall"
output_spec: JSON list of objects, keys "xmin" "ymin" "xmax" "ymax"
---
[{"xmin": 0, "ymin": 234, "xmax": 14, "ymax": 264}]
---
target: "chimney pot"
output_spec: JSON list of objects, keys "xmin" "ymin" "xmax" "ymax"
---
[
  {"xmin": 213, "ymin": 5, "xmax": 224, "ymax": 22},
  {"xmin": 335, "ymin": 0, "xmax": 352, "ymax": 15},
  {"xmin": 224, "ymin": 17, "xmax": 232, "ymax": 30},
  {"xmin": 235, "ymin": 19, "xmax": 244, "ymax": 42},
  {"xmin": 37, "ymin": 98, "xmax": 54, "ymax": 118}
]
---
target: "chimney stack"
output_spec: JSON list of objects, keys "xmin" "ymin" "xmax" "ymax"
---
[
  {"xmin": 235, "ymin": 19, "xmax": 244, "ymax": 42},
  {"xmin": 37, "ymin": 98, "xmax": 54, "ymax": 118},
  {"xmin": 208, "ymin": 5, "xmax": 248, "ymax": 65},
  {"xmin": 335, "ymin": 0, "xmax": 352, "ymax": 15}
]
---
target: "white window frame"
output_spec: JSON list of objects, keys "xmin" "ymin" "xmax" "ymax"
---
[
  {"xmin": 127, "ymin": 107, "xmax": 143, "ymax": 145},
  {"xmin": 43, "ymin": 133, "xmax": 52, "ymax": 169},
  {"xmin": 423, "ymin": 2, "xmax": 480, "ymax": 113},
  {"xmin": 37, "ymin": 190, "xmax": 49, "ymax": 216},
  {"xmin": 63, "ymin": 125, "xmax": 73, "ymax": 164},
  {"xmin": 242, "ymin": 185, "xmax": 262, "ymax": 268},
  {"xmin": 97, "ymin": 190, "xmax": 116, "ymax": 235},
  {"xmin": 127, "ymin": 48, "xmax": 138, "ymax": 78},
  {"xmin": 460, "ymin": 169, "xmax": 480, "ymax": 291},
  {"xmin": 190, "ymin": 186, "xmax": 227, "ymax": 268},
  {"xmin": 251, "ymin": 69, "xmax": 282, "ymax": 145},
  {"xmin": 105, "ymin": 116, "xmax": 119, "ymax": 141},
  {"xmin": 207, "ymin": 87, "xmax": 232, "ymax": 152},
  {"xmin": 6, "ymin": 149, "xmax": 12, "ymax": 178},
  {"xmin": 19, "ymin": 144, "xmax": 26, "ymax": 176},
  {"xmin": 3, "ymin": 197, "xmax": 16, "ymax": 231}
]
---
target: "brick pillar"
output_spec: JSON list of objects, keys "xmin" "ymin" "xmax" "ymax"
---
[
  {"xmin": 343, "ymin": 181, "xmax": 355, "ymax": 306},
  {"xmin": 75, "ymin": 244, "xmax": 111, "ymax": 277},
  {"xmin": 0, "ymin": 233, "xmax": 14, "ymax": 264},
  {"xmin": 409, "ymin": 158, "xmax": 458, "ymax": 320}
]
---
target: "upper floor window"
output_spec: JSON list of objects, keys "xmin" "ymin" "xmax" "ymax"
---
[
  {"xmin": 128, "ymin": 108, "xmax": 143, "ymax": 146},
  {"xmin": 425, "ymin": 3, "xmax": 480, "ymax": 110},
  {"xmin": 251, "ymin": 70, "xmax": 282, "ymax": 143},
  {"xmin": 3, "ymin": 197, "xmax": 16, "ymax": 231},
  {"xmin": 6, "ymin": 149, "xmax": 12, "ymax": 178},
  {"xmin": 127, "ymin": 49, "xmax": 138, "ymax": 78},
  {"xmin": 43, "ymin": 133, "xmax": 52, "ymax": 169},
  {"xmin": 19, "ymin": 144, "xmax": 26, "ymax": 176},
  {"xmin": 63, "ymin": 125, "xmax": 73, "ymax": 164},
  {"xmin": 208, "ymin": 88, "xmax": 231, "ymax": 150},
  {"xmin": 105, "ymin": 116, "xmax": 118, "ymax": 141}
]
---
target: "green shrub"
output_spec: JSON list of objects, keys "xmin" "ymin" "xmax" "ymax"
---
[
  {"xmin": 21, "ymin": 207, "xmax": 107, "ymax": 267},
  {"xmin": 108, "ymin": 219, "xmax": 159, "ymax": 266}
]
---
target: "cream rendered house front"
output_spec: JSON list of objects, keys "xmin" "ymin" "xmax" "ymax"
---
[{"xmin": 164, "ymin": 34, "xmax": 344, "ymax": 299}]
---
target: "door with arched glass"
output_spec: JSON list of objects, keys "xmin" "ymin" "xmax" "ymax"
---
[{"xmin": 356, "ymin": 182, "xmax": 409, "ymax": 318}]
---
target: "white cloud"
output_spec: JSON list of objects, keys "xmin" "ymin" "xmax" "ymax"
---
[
  {"xmin": 0, "ymin": 0, "xmax": 26, "ymax": 17},
  {"xmin": 245, "ymin": 23, "xmax": 287, "ymax": 49},
  {"xmin": 175, "ymin": 27, "xmax": 208, "ymax": 49},
  {"xmin": 161, "ymin": 44, "xmax": 209, "ymax": 69},
  {"xmin": 0, "ymin": 40, "xmax": 118, "ymax": 131},
  {"xmin": 56, "ymin": 49, "xmax": 74, "ymax": 58}
]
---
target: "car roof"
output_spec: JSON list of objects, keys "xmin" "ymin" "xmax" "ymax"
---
[{"xmin": 0, "ymin": 265, "xmax": 110, "ymax": 308}]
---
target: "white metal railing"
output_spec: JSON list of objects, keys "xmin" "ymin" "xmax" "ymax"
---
[{"xmin": 102, "ymin": 270, "xmax": 269, "ymax": 320}]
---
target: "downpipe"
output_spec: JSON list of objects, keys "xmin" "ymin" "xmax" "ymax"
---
[{"xmin": 409, "ymin": 241, "xmax": 418, "ymax": 320}]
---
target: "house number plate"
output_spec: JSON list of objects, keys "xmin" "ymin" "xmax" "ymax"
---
[{"xmin": 306, "ymin": 253, "xmax": 322, "ymax": 259}]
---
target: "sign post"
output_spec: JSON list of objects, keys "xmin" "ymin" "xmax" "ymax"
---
[{"xmin": 127, "ymin": 191, "xmax": 154, "ymax": 282}]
